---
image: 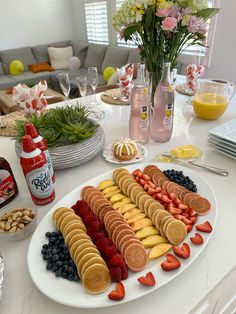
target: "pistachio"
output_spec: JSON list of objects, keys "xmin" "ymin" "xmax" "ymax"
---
[
  {"xmin": 22, "ymin": 215, "xmax": 33, "ymax": 223},
  {"xmin": 9, "ymin": 226, "xmax": 17, "ymax": 233}
]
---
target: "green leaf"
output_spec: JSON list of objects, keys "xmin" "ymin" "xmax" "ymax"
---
[
  {"xmin": 124, "ymin": 24, "xmax": 140, "ymax": 41},
  {"xmin": 195, "ymin": 8, "xmax": 220, "ymax": 20},
  {"xmin": 145, "ymin": 7, "xmax": 154, "ymax": 28},
  {"xmin": 195, "ymin": 32, "xmax": 206, "ymax": 40}
]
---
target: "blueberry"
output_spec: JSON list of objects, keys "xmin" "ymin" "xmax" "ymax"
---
[
  {"xmin": 69, "ymin": 259, "xmax": 75, "ymax": 266},
  {"xmin": 56, "ymin": 261, "xmax": 63, "ymax": 267},
  {"xmin": 46, "ymin": 263, "xmax": 53, "ymax": 270},
  {"xmin": 55, "ymin": 270, "xmax": 62, "ymax": 277},
  {"xmin": 45, "ymin": 232, "xmax": 51, "ymax": 238},
  {"xmin": 68, "ymin": 274, "xmax": 74, "ymax": 281},
  {"xmin": 52, "ymin": 254, "xmax": 59, "ymax": 262},
  {"xmin": 73, "ymin": 275, "xmax": 79, "ymax": 282},
  {"xmin": 42, "ymin": 244, "xmax": 48, "ymax": 249},
  {"xmin": 68, "ymin": 266, "xmax": 74, "ymax": 274},
  {"xmin": 52, "ymin": 248, "xmax": 57, "ymax": 254},
  {"xmin": 62, "ymin": 272, "xmax": 67, "ymax": 279},
  {"xmin": 41, "ymin": 248, "xmax": 46, "ymax": 255},
  {"xmin": 49, "ymin": 237, "xmax": 56, "ymax": 243}
]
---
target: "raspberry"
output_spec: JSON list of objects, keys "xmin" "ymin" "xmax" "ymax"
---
[
  {"xmin": 71, "ymin": 205, "xmax": 79, "ymax": 215},
  {"xmin": 121, "ymin": 265, "xmax": 128, "ymax": 280},
  {"xmin": 110, "ymin": 254, "xmax": 126, "ymax": 269},
  {"xmin": 96, "ymin": 238, "xmax": 109, "ymax": 253},
  {"xmin": 78, "ymin": 207, "xmax": 90, "ymax": 219},
  {"xmin": 90, "ymin": 220, "xmax": 101, "ymax": 232},
  {"xmin": 93, "ymin": 231, "xmax": 106, "ymax": 241},
  {"xmin": 110, "ymin": 267, "xmax": 122, "ymax": 282},
  {"xmin": 76, "ymin": 199, "xmax": 88, "ymax": 208},
  {"xmin": 107, "ymin": 238, "xmax": 113, "ymax": 246},
  {"xmin": 86, "ymin": 227, "xmax": 93, "ymax": 238},
  {"xmin": 105, "ymin": 245, "xmax": 117, "ymax": 259},
  {"xmin": 84, "ymin": 214, "xmax": 97, "ymax": 227}
]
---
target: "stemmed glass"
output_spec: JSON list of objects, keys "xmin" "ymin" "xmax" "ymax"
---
[
  {"xmin": 88, "ymin": 66, "xmax": 105, "ymax": 120},
  {"xmin": 58, "ymin": 72, "xmax": 70, "ymax": 101},
  {"xmin": 77, "ymin": 76, "xmax": 87, "ymax": 106},
  {"xmin": 88, "ymin": 67, "xmax": 99, "ymax": 105}
]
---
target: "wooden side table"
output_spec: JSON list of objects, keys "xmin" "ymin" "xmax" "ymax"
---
[{"xmin": 0, "ymin": 88, "xmax": 65, "ymax": 115}]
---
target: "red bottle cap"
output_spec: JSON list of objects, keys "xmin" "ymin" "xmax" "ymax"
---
[
  {"xmin": 25, "ymin": 123, "xmax": 38, "ymax": 139},
  {"xmin": 22, "ymin": 135, "xmax": 37, "ymax": 152}
]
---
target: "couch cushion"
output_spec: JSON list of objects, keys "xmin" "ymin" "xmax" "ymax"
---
[
  {"xmin": 31, "ymin": 44, "xmax": 50, "ymax": 63},
  {"xmin": 32, "ymin": 41, "xmax": 71, "ymax": 64},
  {"xmin": 0, "ymin": 47, "xmax": 36, "ymax": 74},
  {"xmin": 127, "ymin": 49, "xmax": 142, "ymax": 64},
  {"xmin": 28, "ymin": 62, "xmax": 54, "ymax": 73},
  {"xmin": 84, "ymin": 44, "xmax": 107, "ymax": 72},
  {"xmin": 0, "ymin": 63, "xmax": 4, "ymax": 75},
  {"xmin": 101, "ymin": 46, "xmax": 131, "ymax": 73},
  {"xmin": 70, "ymin": 40, "xmax": 88, "ymax": 66},
  {"xmin": 0, "ymin": 75, "xmax": 16, "ymax": 89},
  {"xmin": 48, "ymin": 46, "xmax": 73, "ymax": 70},
  {"xmin": 9, "ymin": 71, "xmax": 52, "ymax": 85}
]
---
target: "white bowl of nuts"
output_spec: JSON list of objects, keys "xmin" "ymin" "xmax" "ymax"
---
[{"xmin": 0, "ymin": 204, "xmax": 37, "ymax": 241}]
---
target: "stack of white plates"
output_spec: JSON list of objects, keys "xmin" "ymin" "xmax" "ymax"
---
[
  {"xmin": 208, "ymin": 119, "xmax": 236, "ymax": 160},
  {"xmin": 15, "ymin": 126, "xmax": 105, "ymax": 169}
]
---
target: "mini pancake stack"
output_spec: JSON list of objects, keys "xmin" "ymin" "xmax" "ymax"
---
[
  {"xmin": 81, "ymin": 187, "xmax": 148, "ymax": 272},
  {"xmin": 113, "ymin": 168, "xmax": 187, "ymax": 246},
  {"xmin": 53, "ymin": 207, "xmax": 111, "ymax": 294},
  {"xmin": 144, "ymin": 165, "xmax": 211, "ymax": 215}
]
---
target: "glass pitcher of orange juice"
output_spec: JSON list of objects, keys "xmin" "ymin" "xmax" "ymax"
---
[{"xmin": 192, "ymin": 79, "xmax": 236, "ymax": 120}]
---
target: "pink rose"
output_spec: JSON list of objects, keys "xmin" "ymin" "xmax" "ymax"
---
[
  {"xmin": 156, "ymin": 8, "xmax": 170, "ymax": 17},
  {"xmin": 161, "ymin": 17, "xmax": 178, "ymax": 31}
]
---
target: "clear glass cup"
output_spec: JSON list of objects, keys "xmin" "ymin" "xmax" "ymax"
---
[
  {"xmin": 58, "ymin": 72, "xmax": 71, "ymax": 100},
  {"xmin": 77, "ymin": 76, "xmax": 87, "ymax": 106}
]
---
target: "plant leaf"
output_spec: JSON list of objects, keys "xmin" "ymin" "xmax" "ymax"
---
[
  {"xmin": 195, "ymin": 8, "xmax": 220, "ymax": 20},
  {"xmin": 124, "ymin": 24, "xmax": 140, "ymax": 41},
  {"xmin": 145, "ymin": 7, "xmax": 154, "ymax": 28}
]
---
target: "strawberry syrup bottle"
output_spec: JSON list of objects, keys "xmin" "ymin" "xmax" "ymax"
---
[
  {"xmin": 25, "ymin": 123, "xmax": 55, "ymax": 183},
  {"xmin": 20, "ymin": 135, "xmax": 55, "ymax": 206}
]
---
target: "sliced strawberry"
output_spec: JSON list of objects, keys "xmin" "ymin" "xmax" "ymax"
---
[
  {"xmin": 189, "ymin": 216, "xmax": 198, "ymax": 224},
  {"xmin": 154, "ymin": 193, "xmax": 162, "ymax": 200},
  {"xmin": 108, "ymin": 282, "xmax": 125, "ymax": 301},
  {"xmin": 147, "ymin": 187, "xmax": 156, "ymax": 196},
  {"xmin": 139, "ymin": 178, "xmax": 147, "ymax": 186},
  {"xmin": 105, "ymin": 245, "xmax": 117, "ymax": 258},
  {"xmin": 137, "ymin": 271, "xmax": 156, "ymax": 286},
  {"xmin": 148, "ymin": 181, "xmax": 156, "ymax": 189},
  {"xmin": 189, "ymin": 208, "xmax": 197, "ymax": 217},
  {"xmin": 110, "ymin": 267, "xmax": 122, "ymax": 282},
  {"xmin": 181, "ymin": 212, "xmax": 189, "ymax": 218},
  {"xmin": 182, "ymin": 218, "xmax": 192, "ymax": 225},
  {"xmin": 174, "ymin": 198, "xmax": 181, "ymax": 206},
  {"xmin": 134, "ymin": 176, "xmax": 139, "ymax": 182},
  {"xmin": 178, "ymin": 204, "xmax": 189, "ymax": 210},
  {"xmin": 135, "ymin": 170, "xmax": 143, "ymax": 178},
  {"xmin": 167, "ymin": 202, "xmax": 175, "ymax": 211},
  {"xmin": 168, "ymin": 192, "xmax": 176, "ymax": 201},
  {"xmin": 144, "ymin": 183, "xmax": 149, "ymax": 191},
  {"xmin": 190, "ymin": 233, "xmax": 204, "ymax": 245},
  {"xmin": 161, "ymin": 254, "xmax": 181, "ymax": 271},
  {"xmin": 196, "ymin": 221, "xmax": 212, "ymax": 233},
  {"xmin": 132, "ymin": 169, "xmax": 139, "ymax": 176},
  {"xmin": 161, "ymin": 195, "xmax": 171, "ymax": 203},
  {"xmin": 142, "ymin": 173, "xmax": 151, "ymax": 181},
  {"xmin": 169, "ymin": 207, "xmax": 182, "ymax": 215},
  {"xmin": 186, "ymin": 224, "xmax": 193, "ymax": 233},
  {"xmin": 155, "ymin": 186, "xmax": 162, "ymax": 193},
  {"xmin": 175, "ymin": 214, "xmax": 185, "ymax": 221},
  {"xmin": 173, "ymin": 243, "xmax": 190, "ymax": 259}
]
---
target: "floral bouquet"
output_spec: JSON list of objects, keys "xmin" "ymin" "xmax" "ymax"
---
[{"xmin": 113, "ymin": 0, "xmax": 220, "ymax": 99}]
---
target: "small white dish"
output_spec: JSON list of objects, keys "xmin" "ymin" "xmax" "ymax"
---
[
  {"xmin": 102, "ymin": 142, "xmax": 148, "ymax": 164},
  {"xmin": 208, "ymin": 119, "xmax": 236, "ymax": 144}
]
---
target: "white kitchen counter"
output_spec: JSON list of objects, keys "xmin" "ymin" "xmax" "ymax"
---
[{"xmin": 0, "ymin": 81, "xmax": 236, "ymax": 314}]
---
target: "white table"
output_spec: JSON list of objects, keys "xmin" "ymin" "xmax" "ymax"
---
[{"xmin": 0, "ymin": 83, "xmax": 236, "ymax": 314}]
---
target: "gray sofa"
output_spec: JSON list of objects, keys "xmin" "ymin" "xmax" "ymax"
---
[{"xmin": 0, "ymin": 40, "xmax": 141, "ymax": 93}]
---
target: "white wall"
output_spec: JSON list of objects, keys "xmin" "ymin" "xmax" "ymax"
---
[
  {"xmin": 206, "ymin": 0, "xmax": 236, "ymax": 81},
  {"xmin": 0, "ymin": 0, "xmax": 76, "ymax": 49}
]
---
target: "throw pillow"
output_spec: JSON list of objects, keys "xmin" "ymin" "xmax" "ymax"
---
[
  {"xmin": 48, "ymin": 46, "xmax": 73, "ymax": 70},
  {"xmin": 28, "ymin": 62, "xmax": 54, "ymax": 73}
]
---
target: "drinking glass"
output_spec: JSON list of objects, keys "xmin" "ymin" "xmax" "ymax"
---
[
  {"xmin": 88, "ymin": 67, "xmax": 99, "ymax": 105},
  {"xmin": 58, "ymin": 72, "xmax": 70, "ymax": 100},
  {"xmin": 77, "ymin": 76, "xmax": 87, "ymax": 106}
]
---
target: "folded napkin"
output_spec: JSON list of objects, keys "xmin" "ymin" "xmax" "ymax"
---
[{"xmin": 12, "ymin": 80, "xmax": 47, "ymax": 116}]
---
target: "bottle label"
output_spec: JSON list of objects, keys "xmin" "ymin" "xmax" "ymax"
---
[
  {"xmin": 161, "ymin": 85, "xmax": 174, "ymax": 93},
  {"xmin": 163, "ymin": 103, "xmax": 173, "ymax": 130},
  {"xmin": 139, "ymin": 106, "xmax": 149, "ymax": 129},
  {"xmin": 43, "ymin": 150, "xmax": 54, "ymax": 178},
  {"xmin": 26, "ymin": 166, "xmax": 53, "ymax": 199},
  {"xmin": 0, "ymin": 170, "xmax": 16, "ymax": 204}
]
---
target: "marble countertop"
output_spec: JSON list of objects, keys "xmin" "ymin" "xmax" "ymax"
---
[{"xmin": 0, "ymin": 81, "xmax": 236, "ymax": 314}]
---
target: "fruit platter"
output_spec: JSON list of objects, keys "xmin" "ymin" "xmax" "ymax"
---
[{"xmin": 27, "ymin": 163, "xmax": 216, "ymax": 308}]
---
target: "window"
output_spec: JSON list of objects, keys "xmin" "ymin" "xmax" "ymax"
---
[{"xmin": 84, "ymin": 0, "xmax": 109, "ymax": 44}]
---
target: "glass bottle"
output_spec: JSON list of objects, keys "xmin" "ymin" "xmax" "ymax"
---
[
  {"xmin": 129, "ymin": 64, "xmax": 150, "ymax": 144},
  {"xmin": 150, "ymin": 62, "xmax": 175, "ymax": 143}
]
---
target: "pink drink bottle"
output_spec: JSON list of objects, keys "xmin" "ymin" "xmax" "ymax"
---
[
  {"xmin": 150, "ymin": 62, "xmax": 175, "ymax": 142},
  {"xmin": 129, "ymin": 64, "xmax": 150, "ymax": 144}
]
